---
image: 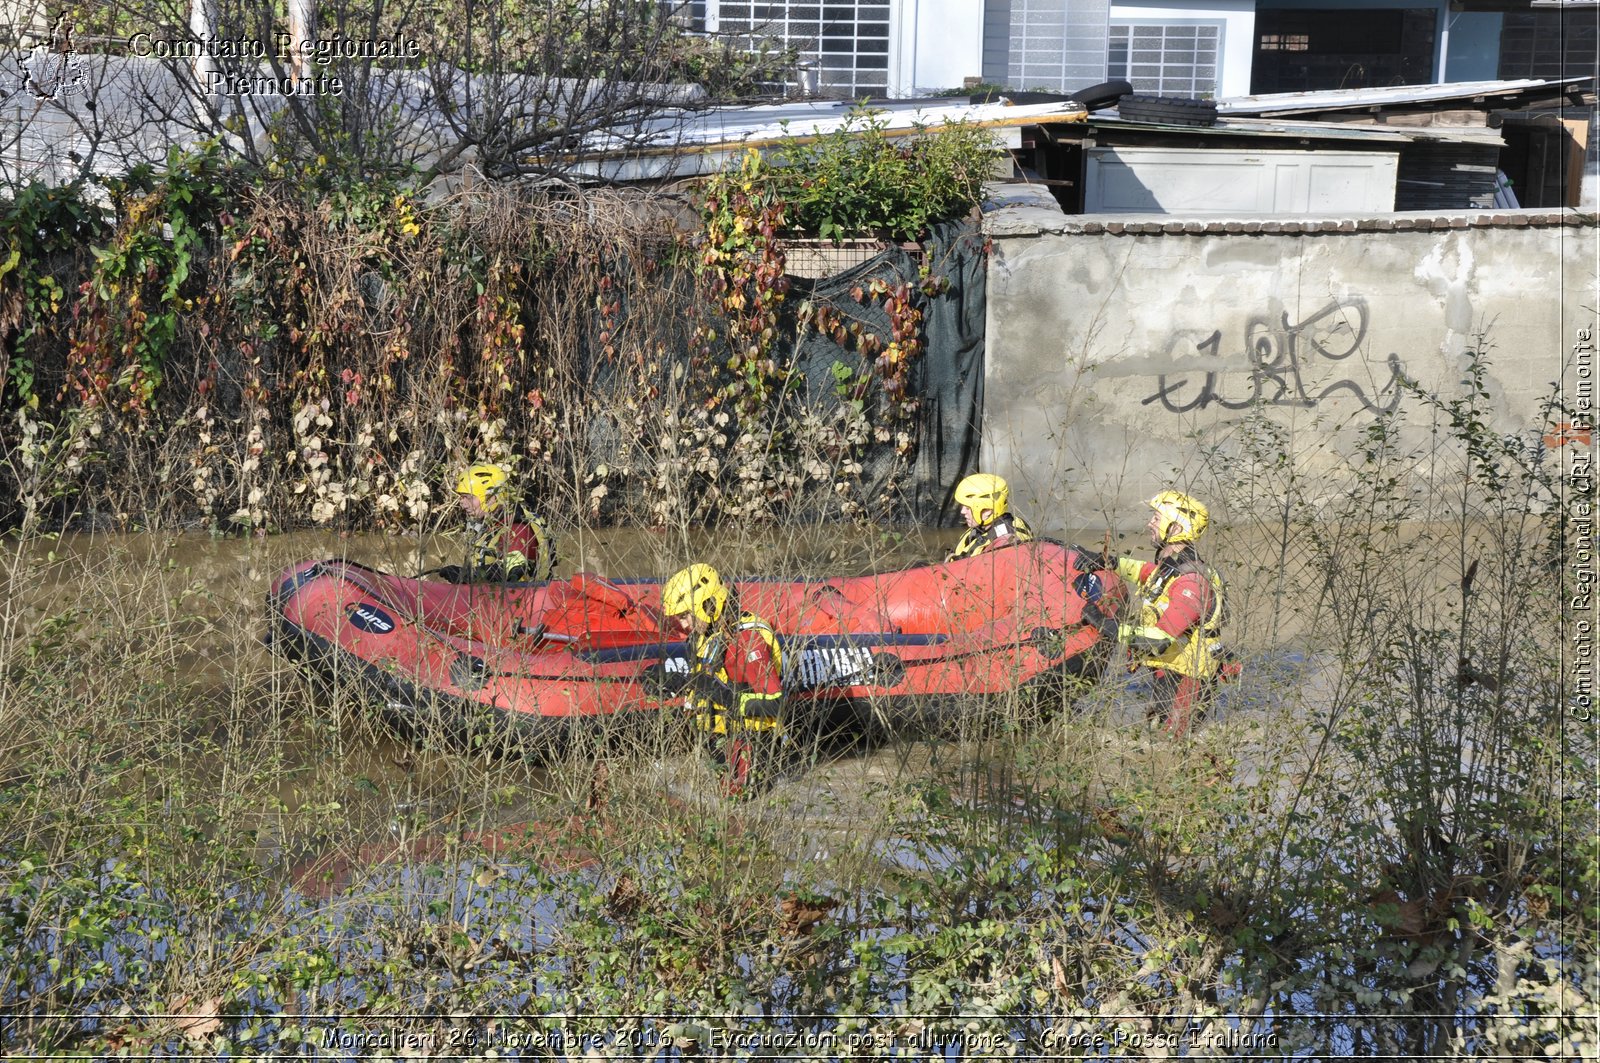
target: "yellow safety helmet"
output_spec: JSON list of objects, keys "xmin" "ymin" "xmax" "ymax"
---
[
  {"xmin": 953, "ymin": 472, "xmax": 1010, "ymax": 525},
  {"xmin": 662, "ymin": 563, "xmax": 729, "ymax": 625},
  {"xmin": 1148, "ymin": 489, "xmax": 1209, "ymax": 545},
  {"xmin": 455, "ymin": 464, "xmax": 509, "ymax": 511}
]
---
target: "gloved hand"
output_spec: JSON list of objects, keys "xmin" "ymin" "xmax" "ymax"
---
[
  {"xmin": 437, "ymin": 564, "xmax": 466, "ymax": 584},
  {"xmin": 1121, "ymin": 626, "xmax": 1171, "ymax": 656},
  {"xmin": 1073, "ymin": 544, "xmax": 1111, "ymax": 571},
  {"xmin": 640, "ymin": 660, "xmax": 689, "ymax": 697},
  {"xmin": 1081, "ymin": 600, "xmax": 1119, "ymax": 638}
]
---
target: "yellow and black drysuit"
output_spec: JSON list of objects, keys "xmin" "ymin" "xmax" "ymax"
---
[
  {"xmin": 683, "ymin": 613, "xmax": 785, "ymax": 736},
  {"xmin": 947, "ymin": 512, "xmax": 1034, "ymax": 562},
  {"xmin": 444, "ymin": 503, "xmax": 555, "ymax": 583},
  {"xmin": 1086, "ymin": 545, "xmax": 1227, "ymax": 735}
]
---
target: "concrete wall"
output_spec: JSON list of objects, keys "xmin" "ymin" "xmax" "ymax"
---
[{"xmin": 980, "ymin": 185, "xmax": 1599, "ymax": 532}]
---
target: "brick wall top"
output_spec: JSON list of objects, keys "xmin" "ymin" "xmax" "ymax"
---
[{"xmin": 982, "ymin": 201, "xmax": 1599, "ymax": 238}]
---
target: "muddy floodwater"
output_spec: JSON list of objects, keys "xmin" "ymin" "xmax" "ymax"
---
[
  {"xmin": 0, "ymin": 526, "xmax": 1151, "ymax": 870},
  {"xmin": 0, "ymin": 520, "xmax": 1306, "ymax": 891},
  {"xmin": 9, "ymin": 515, "xmax": 1564, "ymax": 1062}
]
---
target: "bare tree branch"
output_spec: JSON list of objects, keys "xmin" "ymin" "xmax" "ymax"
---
[{"xmin": 3, "ymin": 0, "xmax": 794, "ymax": 190}]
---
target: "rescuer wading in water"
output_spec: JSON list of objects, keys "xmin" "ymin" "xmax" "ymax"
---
[
  {"xmin": 1083, "ymin": 490, "xmax": 1233, "ymax": 736},
  {"xmin": 657, "ymin": 563, "xmax": 784, "ymax": 796},
  {"xmin": 439, "ymin": 464, "xmax": 556, "ymax": 584}
]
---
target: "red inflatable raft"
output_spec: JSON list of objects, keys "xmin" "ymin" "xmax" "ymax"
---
[{"xmin": 268, "ymin": 540, "xmax": 1124, "ymax": 744}]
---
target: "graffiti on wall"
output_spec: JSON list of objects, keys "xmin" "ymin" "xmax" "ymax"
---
[{"xmin": 1141, "ymin": 297, "xmax": 1405, "ymax": 414}]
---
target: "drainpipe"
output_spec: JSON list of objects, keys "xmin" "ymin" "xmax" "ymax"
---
[
  {"xmin": 891, "ymin": 0, "xmax": 916, "ymax": 97},
  {"xmin": 188, "ymin": 0, "xmax": 219, "ymax": 117},
  {"xmin": 286, "ymin": 0, "xmax": 314, "ymax": 80},
  {"xmin": 908, "ymin": 0, "xmax": 919, "ymax": 96},
  {"xmin": 1435, "ymin": 0, "xmax": 1450, "ymax": 84}
]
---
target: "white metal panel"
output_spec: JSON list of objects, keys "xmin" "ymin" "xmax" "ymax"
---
[
  {"xmin": 1307, "ymin": 162, "xmax": 1378, "ymax": 210},
  {"xmin": 1216, "ymin": 75, "xmax": 1592, "ymax": 116},
  {"xmin": 1083, "ymin": 146, "xmax": 1399, "ymax": 213},
  {"xmin": 1272, "ymin": 160, "xmax": 1301, "ymax": 209},
  {"xmin": 899, "ymin": 0, "xmax": 985, "ymax": 96}
]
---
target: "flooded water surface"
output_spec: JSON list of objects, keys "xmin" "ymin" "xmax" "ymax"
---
[
  {"xmin": 0, "ymin": 521, "xmax": 1240, "ymax": 874},
  {"xmin": 0, "ymin": 524, "xmax": 1035, "ymax": 849},
  {"xmin": 1, "ymin": 514, "xmax": 1577, "ymax": 1062}
]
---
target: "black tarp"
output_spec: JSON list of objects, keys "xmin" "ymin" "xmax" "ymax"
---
[{"xmin": 785, "ymin": 220, "xmax": 987, "ymax": 526}]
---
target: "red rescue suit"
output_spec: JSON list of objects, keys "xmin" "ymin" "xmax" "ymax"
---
[
  {"xmin": 1115, "ymin": 547, "xmax": 1226, "ymax": 736},
  {"xmin": 686, "ymin": 614, "xmax": 784, "ymax": 734},
  {"xmin": 456, "ymin": 503, "xmax": 555, "ymax": 583}
]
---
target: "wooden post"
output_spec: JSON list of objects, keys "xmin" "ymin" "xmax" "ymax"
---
[{"xmin": 1562, "ymin": 117, "xmax": 1590, "ymax": 209}]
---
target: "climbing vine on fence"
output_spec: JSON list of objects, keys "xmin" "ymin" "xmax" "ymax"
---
[
  {"xmin": 1, "ymin": 113, "xmax": 992, "ymax": 531},
  {"xmin": 693, "ymin": 147, "xmax": 793, "ymax": 420},
  {"xmin": 0, "ymin": 181, "xmax": 106, "ymax": 407},
  {"xmin": 692, "ymin": 113, "xmax": 992, "ymax": 446},
  {"xmin": 65, "ymin": 145, "xmax": 236, "ymax": 419},
  {"xmin": 798, "ymin": 270, "xmax": 950, "ymax": 442}
]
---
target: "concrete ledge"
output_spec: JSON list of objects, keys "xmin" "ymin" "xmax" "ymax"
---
[
  {"xmin": 980, "ymin": 183, "xmax": 1074, "ymax": 236},
  {"xmin": 982, "ymin": 201, "xmax": 1600, "ymax": 237}
]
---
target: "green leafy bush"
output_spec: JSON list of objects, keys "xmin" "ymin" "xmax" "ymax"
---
[{"xmin": 770, "ymin": 108, "xmax": 996, "ymax": 242}]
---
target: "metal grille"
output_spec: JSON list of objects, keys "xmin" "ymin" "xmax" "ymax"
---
[
  {"xmin": 709, "ymin": 0, "xmax": 891, "ymax": 97},
  {"xmin": 1007, "ymin": 0, "xmax": 1109, "ymax": 94},
  {"xmin": 1498, "ymin": 8, "xmax": 1598, "ymax": 81},
  {"xmin": 781, "ymin": 238, "xmax": 894, "ymax": 280},
  {"xmin": 1108, "ymin": 21, "xmax": 1222, "ymax": 99}
]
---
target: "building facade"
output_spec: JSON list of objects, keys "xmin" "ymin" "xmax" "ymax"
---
[{"xmin": 690, "ymin": 0, "xmax": 1594, "ymax": 104}]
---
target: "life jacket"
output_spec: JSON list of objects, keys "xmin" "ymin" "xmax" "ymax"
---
[
  {"xmin": 1118, "ymin": 548, "xmax": 1225, "ymax": 680},
  {"xmin": 690, "ymin": 614, "xmax": 784, "ymax": 732},
  {"xmin": 465, "ymin": 503, "xmax": 554, "ymax": 582},
  {"xmin": 948, "ymin": 512, "xmax": 1034, "ymax": 562}
]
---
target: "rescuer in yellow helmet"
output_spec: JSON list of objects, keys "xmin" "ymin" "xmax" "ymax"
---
[
  {"xmin": 1082, "ymin": 490, "xmax": 1231, "ymax": 736},
  {"xmin": 946, "ymin": 472, "xmax": 1034, "ymax": 562},
  {"xmin": 657, "ymin": 563, "xmax": 784, "ymax": 796},
  {"xmin": 438, "ymin": 463, "xmax": 556, "ymax": 583}
]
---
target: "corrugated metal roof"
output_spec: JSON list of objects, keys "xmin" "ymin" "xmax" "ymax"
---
[
  {"xmin": 1217, "ymin": 76, "xmax": 1593, "ymax": 116},
  {"xmin": 1093, "ymin": 114, "xmax": 1504, "ymax": 146},
  {"xmin": 563, "ymin": 98, "xmax": 1088, "ymax": 182}
]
